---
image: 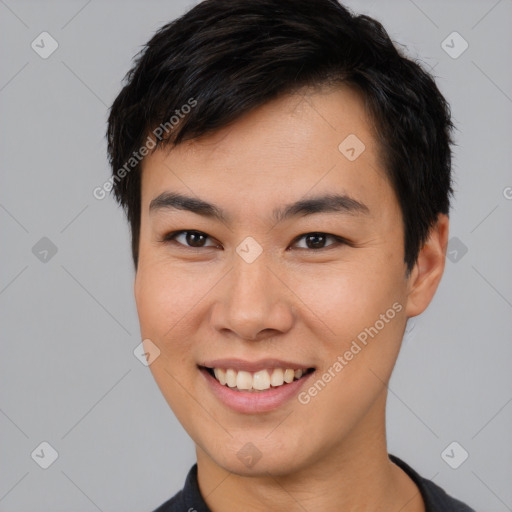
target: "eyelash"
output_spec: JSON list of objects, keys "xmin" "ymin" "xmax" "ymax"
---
[{"xmin": 160, "ymin": 230, "xmax": 349, "ymax": 251}]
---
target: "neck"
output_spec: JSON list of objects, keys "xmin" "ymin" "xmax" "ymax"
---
[{"xmin": 195, "ymin": 391, "xmax": 425, "ymax": 512}]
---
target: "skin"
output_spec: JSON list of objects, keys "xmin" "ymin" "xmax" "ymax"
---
[{"xmin": 134, "ymin": 84, "xmax": 449, "ymax": 511}]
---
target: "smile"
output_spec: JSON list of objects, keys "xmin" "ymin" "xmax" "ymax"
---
[
  {"xmin": 198, "ymin": 360, "xmax": 316, "ymax": 413},
  {"xmin": 203, "ymin": 366, "xmax": 315, "ymax": 392}
]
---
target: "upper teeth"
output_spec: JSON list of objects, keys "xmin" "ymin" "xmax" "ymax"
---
[{"xmin": 212, "ymin": 368, "xmax": 305, "ymax": 391}]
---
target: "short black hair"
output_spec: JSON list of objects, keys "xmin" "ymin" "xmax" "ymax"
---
[{"xmin": 106, "ymin": 0, "xmax": 454, "ymax": 272}]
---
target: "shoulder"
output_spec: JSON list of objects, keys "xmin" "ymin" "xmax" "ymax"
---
[
  {"xmin": 152, "ymin": 490, "xmax": 185, "ymax": 512},
  {"xmin": 390, "ymin": 454, "xmax": 477, "ymax": 512},
  {"xmin": 151, "ymin": 464, "xmax": 211, "ymax": 512},
  {"xmin": 420, "ymin": 479, "xmax": 477, "ymax": 512}
]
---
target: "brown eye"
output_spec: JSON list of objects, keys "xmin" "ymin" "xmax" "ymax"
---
[
  {"xmin": 184, "ymin": 231, "xmax": 207, "ymax": 247},
  {"xmin": 305, "ymin": 233, "xmax": 328, "ymax": 249},
  {"xmin": 163, "ymin": 230, "xmax": 218, "ymax": 248},
  {"xmin": 293, "ymin": 232, "xmax": 341, "ymax": 250}
]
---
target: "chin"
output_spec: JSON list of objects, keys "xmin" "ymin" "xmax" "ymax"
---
[{"xmin": 201, "ymin": 431, "xmax": 316, "ymax": 478}]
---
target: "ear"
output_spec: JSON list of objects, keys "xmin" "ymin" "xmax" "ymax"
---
[{"xmin": 405, "ymin": 213, "xmax": 450, "ymax": 318}]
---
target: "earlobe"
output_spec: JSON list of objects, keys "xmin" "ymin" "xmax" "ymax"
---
[{"xmin": 405, "ymin": 214, "xmax": 450, "ymax": 318}]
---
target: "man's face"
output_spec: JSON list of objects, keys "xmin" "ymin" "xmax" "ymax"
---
[{"xmin": 135, "ymin": 86, "xmax": 414, "ymax": 476}]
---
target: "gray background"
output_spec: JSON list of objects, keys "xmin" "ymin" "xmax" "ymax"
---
[{"xmin": 1, "ymin": 0, "xmax": 511, "ymax": 510}]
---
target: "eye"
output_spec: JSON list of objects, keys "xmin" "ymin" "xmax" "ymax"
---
[
  {"xmin": 291, "ymin": 232, "xmax": 345, "ymax": 250},
  {"xmin": 162, "ymin": 230, "xmax": 219, "ymax": 248},
  {"xmin": 161, "ymin": 230, "xmax": 347, "ymax": 251}
]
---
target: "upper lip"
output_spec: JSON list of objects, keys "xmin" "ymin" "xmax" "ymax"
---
[{"xmin": 200, "ymin": 358, "xmax": 314, "ymax": 373}]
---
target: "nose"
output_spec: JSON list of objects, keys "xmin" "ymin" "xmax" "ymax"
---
[{"xmin": 210, "ymin": 255, "xmax": 295, "ymax": 341}]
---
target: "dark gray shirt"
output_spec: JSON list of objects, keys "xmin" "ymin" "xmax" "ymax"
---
[{"xmin": 153, "ymin": 454, "xmax": 476, "ymax": 511}]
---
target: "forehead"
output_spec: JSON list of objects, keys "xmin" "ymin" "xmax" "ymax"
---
[{"xmin": 140, "ymin": 85, "xmax": 393, "ymax": 217}]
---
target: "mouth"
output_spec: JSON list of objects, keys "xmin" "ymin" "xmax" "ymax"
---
[
  {"xmin": 197, "ymin": 358, "xmax": 317, "ymax": 413},
  {"xmin": 198, "ymin": 365, "xmax": 316, "ymax": 393}
]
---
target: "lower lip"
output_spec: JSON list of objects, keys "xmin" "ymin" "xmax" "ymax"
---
[{"xmin": 199, "ymin": 367, "xmax": 315, "ymax": 414}]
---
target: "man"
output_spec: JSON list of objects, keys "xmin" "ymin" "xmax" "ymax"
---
[{"xmin": 106, "ymin": 0, "xmax": 476, "ymax": 510}]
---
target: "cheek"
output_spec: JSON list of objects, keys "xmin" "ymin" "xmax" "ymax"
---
[
  {"xmin": 134, "ymin": 263, "xmax": 207, "ymax": 419},
  {"xmin": 292, "ymin": 260, "xmax": 406, "ymax": 340},
  {"xmin": 291, "ymin": 265, "xmax": 407, "ymax": 434},
  {"xmin": 134, "ymin": 261, "xmax": 205, "ymax": 351}
]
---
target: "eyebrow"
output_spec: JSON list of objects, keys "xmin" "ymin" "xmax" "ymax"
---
[{"xmin": 149, "ymin": 191, "xmax": 370, "ymax": 224}]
